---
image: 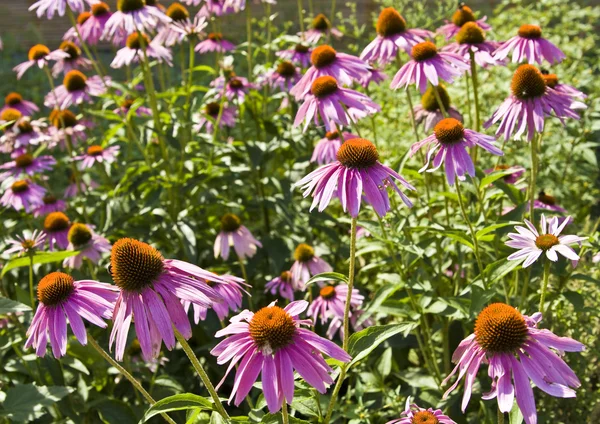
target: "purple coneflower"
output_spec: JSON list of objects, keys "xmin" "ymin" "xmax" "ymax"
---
[
  {"xmin": 437, "ymin": 3, "xmax": 491, "ymax": 40},
  {"xmin": 494, "ymin": 24, "xmax": 565, "ymax": 65},
  {"xmin": 214, "ymin": 213, "xmax": 262, "ymax": 260},
  {"xmin": 52, "ymin": 41, "xmax": 93, "ymax": 77},
  {"xmin": 296, "ymin": 138, "xmax": 415, "ymax": 217},
  {"xmin": 80, "ymin": 2, "xmax": 113, "ymax": 45},
  {"xmin": 308, "ymin": 284, "xmax": 363, "ymax": 325},
  {"xmin": 506, "ymin": 215, "xmax": 585, "ymax": 268},
  {"xmin": 183, "ymin": 273, "xmax": 248, "ymax": 322},
  {"xmin": 63, "ymin": 11, "xmax": 92, "ymax": 43},
  {"xmin": 301, "ymin": 14, "xmax": 343, "ymax": 43},
  {"xmin": 107, "ymin": 238, "xmax": 225, "ymax": 360},
  {"xmin": 63, "ymin": 223, "xmax": 112, "ymax": 269},
  {"xmin": 25, "ymin": 272, "xmax": 118, "ymax": 358},
  {"xmin": 2, "ymin": 92, "xmax": 39, "ymax": 116},
  {"xmin": 289, "ymin": 243, "xmax": 332, "ymax": 290},
  {"xmin": 114, "ymin": 98, "xmax": 152, "ymax": 116},
  {"xmin": 311, "ymin": 129, "xmax": 358, "ymax": 165},
  {"xmin": 360, "ymin": 7, "xmax": 432, "ymax": 65},
  {"xmin": 44, "ymin": 70, "xmax": 109, "ymax": 109},
  {"xmin": 2, "ymin": 116, "xmax": 50, "ymax": 150},
  {"xmin": 326, "ymin": 310, "xmax": 373, "ymax": 340},
  {"xmin": 484, "ymin": 64, "xmax": 579, "ymax": 141},
  {"xmin": 74, "ymin": 145, "xmax": 120, "ymax": 169},
  {"xmin": 103, "ymin": 0, "xmax": 171, "ymax": 37},
  {"xmin": 359, "ymin": 67, "xmax": 387, "ymax": 88},
  {"xmin": 34, "ymin": 194, "xmax": 67, "ymax": 218},
  {"xmin": 169, "ymin": 14, "xmax": 208, "ymax": 40},
  {"xmin": 411, "ymin": 118, "xmax": 503, "ymax": 185},
  {"xmin": 294, "ymin": 76, "xmax": 379, "ymax": 132},
  {"xmin": 29, "ymin": 0, "xmax": 94, "ymax": 19},
  {"xmin": 268, "ymin": 61, "xmax": 301, "ymax": 91},
  {"xmin": 196, "ymin": 0, "xmax": 238, "ymax": 17},
  {"xmin": 211, "ymin": 76, "xmax": 257, "ymax": 104},
  {"xmin": 154, "ymin": 2, "xmax": 191, "ymax": 46},
  {"xmin": 276, "ymin": 44, "xmax": 312, "ymax": 68},
  {"xmin": 534, "ymin": 191, "xmax": 567, "ymax": 214},
  {"xmin": 64, "ymin": 178, "xmax": 98, "ymax": 198},
  {"xmin": 43, "ymin": 212, "xmax": 71, "ymax": 250},
  {"xmin": 211, "ymin": 300, "xmax": 351, "ymax": 412},
  {"xmin": 265, "ymin": 271, "xmax": 295, "ymax": 301},
  {"xmin": 1, "ymin": 179, "xmax": 46, "ymax": 213},
  {"xmin": 484, "ymin": 164, "xmax": 525, "ymax": 185},
  {"xmin": 14, "ymin": 44, "xmax": 69, "ymax": 80},
  {"xmin": 111, "ymin": 32, "xmax": 173, "ymax": 68},
  {"xmin": 442, "ymin": 22, "xmax": 502, "ymax": 68},
  {"xmin": 290, "ymin": 45, "xmax": 370, "ymax": 99},
  {"xmin": 443, "ymin": 303, "xmax": 584, "ymax": 424},
  {"xmin": 0, "ymin": 153, "xmax": 56, "ymax": 179},
  {"xmin": 542, "ymin": 71, "xmax": 587, "ymax": 108},
  {"xmin": 48, "ymin": 109, "xmax": 91, "ymax": 146},
  {"xmin": 196, "ymin": 32, "xmax": 236, "ymax": 54},
  {"xmin": 387, "ymin": 402, "xmax": 456, "ymax": 424},
  {"xmin": 4, "ymin": 230, "xmax": 46, "ymax": 257},
  {"xmin": 391, "ymin": 41, "xmax": 470, "ymax": 93},
  {"xmin": 413, "ymin": 85, "xmax": 463, "ymax": 133},
  {"xmin": 193, "ymin": 102, "xmax": 236, "ymax": 134}
]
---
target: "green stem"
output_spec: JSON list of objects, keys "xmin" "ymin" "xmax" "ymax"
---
[
  {"xmin": 297, "ymin": 0, "xmax": 305, "ymax": 38},
  {"xmin": 87, "ymin": 335, "xmax": 177, "ymax": 424},
  {"xmin": 330, "ymin": 0, "xmax": 337, "ymax": 25},
  {"xmin": 469, "ymin": 50, "xmax": 481, "ymax": 163},
  {"xmin": 529, "ymin": 132, "xmax": 541, "ymax": 220},
  {"xmin": 539, "ymin": 260, "xmax": 551, "ymax": 314},
  {"xmin": 432, "ymin": 85, "xmax": 448, "ymax": 118},
  {"xmin": 238, "ymin": 255, "xmax": 253, "ymax": 310},
  {"xmin": 246, "ymin": 5, "xmax": 253, "ymax": 81},
  {"xmin": 282, "ymin": 397, "xmax": 290, "ymax": 424},
  {"xmin": 455, "ymin": 177, "xmax": 485, "ymax": 281},
  {"xmin": 66, "ymin": 8, "xmax": 105, "ymax": 79},
  {"xmin": 28, "ymin": 255, "xmax": 35, "ymax": 309},
  {"xmin": 497, "ymin": 407, "xmax": 504, "ymax": 424},
  {"xmin": 174, "ymin": 331, "xmax": 231, "ymax": 420}
]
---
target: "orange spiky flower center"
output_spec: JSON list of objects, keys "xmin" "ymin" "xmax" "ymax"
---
[
  {"xmin": 68, "ymin": 223, "xmax": 93, "ymax": 247},
  {"xmin": 87, "ymin": 145, "xmax": 104, "ymax": 156},
  {"xmin": 311, "ymin": 45, "xmax": 337, "ymax": 69},
  {"xmin": 205, "ymin": 102, "xmax": 220, "ymax": 117},
  {"xmin": 421, "ymin": 85, "xmax": 450, "ymax": 112},
  {"xmin": 376, "ymin": 7, "xmax": 406, "ymax": 37},
  {"xmin": 276, "ymin": 61, "xmax": 296, "ymax": 78},
  {"xmin": 44, "ymin": 212, "xmax": 70, "ymax": 232},
  {"xmin": 452, "ymin": 4, "xmax": 476, "ymax": 27},
  {"xmin": 249, "ymin": 306, "xmax": 297, "ymax": 352},
  {"xmin": 5, "ymin": 92, "xmax": 23, "ymax": 105},
  {"xmin": 110, "ymin": 238, "xmax": 165, "ymax": 292},
  {"xmin": 1, "ymin": 108, "xmax": 22, "ymax": 122},
  {"xmin": 337, "ymin": 138, "xmax": 380, "ymax": 169},
  {"xmin": 126, "ymin": 32, "xmax": 151, "ymax": 50},
  {"xmin": 64, "ymin": 70, "xmax": 88, "ymax": 93},
  {"xmin": 294, "ymin": 243, "xmax": 315, "ymax": 262},
  {"xmin": 77, "ymin": 11, "xmax": 91, "ymax": 25},
  {"xmin": 310, "ymin": 75, "xmax": 338, "ymax": 98},
  {"xmin": 312, "ymin": 14, "xmax": 331, "ymax": 31},
  {"xmin": 28, "ymin": 44, "xmax": 51, "ymax": 61},
  {"xmin": 456, "ymin": 21, "xmax": 485, "ymax": 44},
  {"xmin": 411, "ymin": 41, "xmax": 438, "ymax": 62},
  {"xmin": 319, "ymin": 285, "xmax": 336, "ymax": 299},
  {"xmin": 14, "ymin": 153, "xmax": 34, "ymax": 168},
  {"xmin": 434, "ymin": 118, "xmax": 465, "ymax": 145},
  {"xmin": 511, "ymin": 64, "xmax": 546, "ymax": 100},
  {"xmin": 220, "ymin": 213, "xmax": 241, "ymax": 232},
  {"xmin": 50, "ymin": 109, "xmax": 78, "ymax": 128},
  {"xmin": 474, "ymin": 303, "xmax": 528, "ymax": 353},
  {"xmin": 411, "ymin": 411, "xmax": 440, "ymax": 424},
  {"xmin": 60, "ymin": 41, "xmax": 81, "ymax": 60},
  {"xmin": 38, "ymin": 272, "xmax": 75, "ymax": 306},
  {"xmin": 11, "ymin": 180, "xmax": 29, "ymax": 194},
  {"xmin": 518, "ymin": 24, "xmax": 542, "ymax": 39},
  {"xmin": 166, "ymin": 2, "xmax": 189, "ymax": 21},
  {"xmin": 118, "ymin": 0, "xmax": 146, "ymax": 13},
  {"xmin": 92, "ymin": 2, "xmax": 111, "ymax": 16},
  {"xmin": 208, "ymin": 32, "xmax": 223, "ymax": 41}
]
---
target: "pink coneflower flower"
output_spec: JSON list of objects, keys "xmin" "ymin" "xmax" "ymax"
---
[
  {"xmin": 214, "ymin": 213, "xmax": 262, "ymax": 260},
  {"xmin": 107, "ymin": 238, "xmax": 225, "ymax": 360},
  {"xmin": 326, "ymin": 310, "xmax": 373, "ymax": 340},
  {"xmin": 33, "ymin": 194, "xmax": 67, "ymax": 218},
  {"xmin": 196, "ymin": 0, "xmax": 238, "ymax": 17},
  {"xmin": 301, "ymin": 14, "xmax": 343, "ymax": 43},
  {"xmin": 154, "ymin": 2, "xmax": 192, "ymax": 46},
  {"xmin": 411, "ymin": 118, "xmax": 503, "ymax": 185},
  {"xmin": 4, "ymin": 230, "xmax": 46, "ymax": 257},
  {"xmin": 114, "ymin": 98, "xmax": 152, "ymax": 116},
  {"xmin": 196, "ymin": 32, "xmax": 236, "ymax": 54},
  {"xmin": 413, "ymin": 85, "xmax": 463, "ymax": 133},
  {"xmin": 13, "ymin": 44, "xmax": 69, "ymax": 80},
  {"xmin": 64, "ymin": 178, "xmax": 98, "ymax": 198},
  {"xmin": 311, "ymin": 129, "xmax": 358, "ymax": 165},
  {"xmin": 308, "ymin": 284, "xmax": 364, "ymax": 325},
  {"xmin": 211, "ymin": 300, "xmax": 351, "ymax": 412},
  {"xmin": 25, "ymin": 272, "xmax": 118, "ymax": 358},
  {"xmin": 43, "ymin": 212, "xmax": 72, "ymax": 250},
  {"xmin": 437, "ymin": 3, "xmax": 491, "ymax": 40},
  {"xmin": 268, "ymin": 61, "xmax": 301, "ymax": 91},
  {"xmin": 48, "ymin": 109, "xmax": 91, "ymax": 146},
  {"xmin": 387, "ymin": 402, "xmax": 456, "ymax": 424},
  {"xmin": 2, "ymin": 92, "xmax": 39, "ymax": 116},
  {"xmin": 443, "ymin": 303, "xmax": 584, "ymax": 424},
  {"xmin": 485, "ymin": 65, "xmax": 580, "ymax": 141},
  {"xmin": 494, "ymin": 24, "xmax": 565, "ymax": 65},
  {"xmin": 296, "ymin": 138, "xmax": 415, "ymax": 217},
  {"xmin": 63, "ymin": 223, "xmax": 112, "ymax": 269},
  {"xmin": 74, "ymin": 145, "xmax": 120, "ymax": 169},
  {"xmin": 506, "ymin": 215, "xmax": 585, "ymax": 268},
  {"xmin": 103, "ymin": 0, "xmax": 171, "ymax": 37},
  {"xmin": 211, "ymin": 76, "xmax": 257, "ymax": 104},
  {"xmin": 63, "ymin": 11, "xmax": 92, "ymax": 43},
  {"xmin": 360, "ymin": 7, "xmax": 432, "ymax": 65},
  {"xmin": 1, "ymin": 179, "xmax": 46, "ymax": 213},
  {"xmin": 289, "ymin": 243, "xmax": 332, "ymax": 290},
  {"xmin": 183, "ymin": 273, "xmax": 248, "ymax": 322},
  {"xmin": 391, "ymin": 41, "xmax": 470, "ymax": 93},
  {"xmin": 541, "ymin": 71, "xmax": 587, "ymax": 108},
  {"xmin": 534, "ymin": 191, "xmax": 567, "ymax": 214},
  {"xmin": 290, "ymin": 45, "xmax": 370, "ymax": 99},
  {"xmin": 276, "ymin": 44, "xmax": 312, "ymax": 68},
  {"xmin": 442, "ymin": 22, "xmax": 502, "ymax": 68},
  {"xmin": 44, "ymin": 70, "xmax": 109, "ymax": 109},
  {"xmin": 265, "ymin": 271, "xmax": 295, "ymax": 301},
  {"xmin": 294, "ymin": 76, "xmax": 379, "ymax": 132},
  {"xmin": 0, "ymin": 108, "xmax": 23, "ymax": 133},
  {"xmin": 169, "ymin": 14, "xmax": 207, "ymax": 40},
  {"xmin": 2, "ymin": 116, "xmax": 50, "ymax": 149},
  {"xmin": 29, "ymin": 0, "xmax": 94, "ymax": 19},
  {"xmin": 0, "ymin": 153, "xmax": 56, "ymax": 179},
  {"xmin": 359, "ymin": 67, "xmax": 387, "ymax": 88},
  {"xmin": 80, "ymin": 2, "xmax": 113, "ymax": 45},
  {"xmin": 484, "ymin": 164, "xmax": 525, "ymax": 185},
  {"xmin": 193, "ymin": 102, "xmax": 237, "ymax": 134},
  {"xmin": 52, "ymin": 41, "xmax": 93, "ymax": 77}
]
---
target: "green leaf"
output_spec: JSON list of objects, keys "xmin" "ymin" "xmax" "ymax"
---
[
  {"xmin": 348, "ymin": 323, "xmax": 417, "ymax": 366},
  {"xmin": 2, "ymin": 384, "xmax": 73, "ymax": 422},
  {"xmin": 484, "ymin": 258, "xmax": 521, "ymax": 284},
  {"xmin": 475, "ymin": 222, "xmax": 519, "ymax": 240},
  {"xmin": 1, "ymin": 251, "xmax": 80, "ymax": 277},
  {"xmin": 0, "ymin": 297, "xmax": 31, "ymax": 314},
  {"xmin": 142, "ymin": 393, "xmax": 213, "ymax": 422},
  {"xmin": 291, "ymin": 395, "xmax": 320, "ymax": 418},
  {"xmin": 261, "ymin": 413, "xmax": 311, "ymax": 424},
  {"xmin": 480, "ymin": 169, "xmax": 520, "ymax": 188},
  {"xmin": 508, "ymin": 399, "xmax": 524, "ymax": 424},
  {"xmin": 305, "ymin": 272, "xmax": 348, "ymax": 286}
]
